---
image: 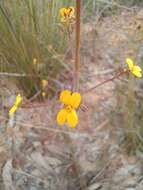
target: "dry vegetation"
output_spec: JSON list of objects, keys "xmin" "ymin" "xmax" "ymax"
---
[{"xmin": 0, "ymin": 1, "xmax": 143, "ymax": 190}]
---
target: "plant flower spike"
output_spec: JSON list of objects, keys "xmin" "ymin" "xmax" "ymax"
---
[
  {"xmin": 57, "ymin": 90, "xmax": 81, "ymax": 128},
  {"xmin": 9, "ymin": 94, "xmax": 22, "ymax": 117},
  {"xmin": 126, "ymin": 58, "xmax": 142, "ymax": 78},
  {"xmin": 59, "ymin": 7, "xmax": 75, "ymax": 23}
]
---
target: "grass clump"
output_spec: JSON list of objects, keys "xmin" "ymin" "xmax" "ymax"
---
[{"xmin": 0, "ymin": 0, "xmax": 73, "ymax": 98}]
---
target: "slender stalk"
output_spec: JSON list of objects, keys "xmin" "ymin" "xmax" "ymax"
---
[
  {"xmin": 82, "ymin": 70, "xmax": 128, "ymax": 94},
  {"xmin": 74, "ymin": 0, "xmax": 81, "ymax": 91}
]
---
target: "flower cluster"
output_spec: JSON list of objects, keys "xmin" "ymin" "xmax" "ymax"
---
[
  {"xmin": 57, "ymin": 90, "xmax": 81, "ymax": 128},
  {"xmin": 59, "ymin": 7, "xmax": 75, "ymax": 24}
]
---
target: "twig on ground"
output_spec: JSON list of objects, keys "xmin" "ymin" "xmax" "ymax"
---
[
  {"xmin": 96, "ymin": 0, "xmax": 136, "ymax": 11},
  {"xmin": 90, "ymin": 160, "xmax": 111, "ymax": 183},
  {"xmin": 14, "ymin": 169, "xmax": 49, "ymax": 185},
  {"xmin": 0, "ymin": 115, "xmax": 91, "ymax": 140}
]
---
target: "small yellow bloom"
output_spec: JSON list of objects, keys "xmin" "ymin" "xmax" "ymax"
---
[
  {"xmin": 126, "ymin": 58, "xmax": 142, "ymax": 78},
  {"xmin": 57, "ymin": 90, "xmax": 81, "ymax": 128},
  {"xmin": 33, "ymin": 58, "xmax": 37, "ymax": 65},
  {"xmin": 59, "ymin": 7, "xmax": 75, "ymax": 23},
  {"xmin": 41, "ymin": 80, "xmax": 48, "ymax": 89},
  {"xmin": 42, "ymin": 91, "xmax": 46, "ymax": 97},
  {"xmin": 9, "ymin": 94, "xmax": 22, "ymax": 117}
]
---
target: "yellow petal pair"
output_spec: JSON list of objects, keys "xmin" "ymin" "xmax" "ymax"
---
[
  {"xmin": 9, "ymin": 94, "xmax": 22, "ymax": 117},
  {"xmin": 57, "ymin": 90, "xmax": 81, "ymax": 128},
  {"xmin": 59, "ymin": 7, "xmax": 75, "ymax": 23},
  {"xmin": 57, "ymin": 108, "xmax": 78, "ymax": 128},
  {"xmin": 59, "ymin": 90, "xmax": 81, "ymax": 109},
  {"xmin": 126, "ymin": 58, "xmax": 142, "ymax": 78}
]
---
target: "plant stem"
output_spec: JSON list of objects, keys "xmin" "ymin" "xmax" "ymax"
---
[
  {"xmin": 74, "ymin": 0, "xmax": 81, "ymax": 91},
  {"xmin": 82, "ymin": 70, "xmax": 128, "ymax": 94}
]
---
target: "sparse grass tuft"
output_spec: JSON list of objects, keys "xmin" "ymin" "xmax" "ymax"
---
[
  {"xmin": 0, "ymin": 0, "xmax": 74, "ymax": 98},
  {"xmin": 113, "ymin": 75, "xmax": 143, "ymax": 154}
]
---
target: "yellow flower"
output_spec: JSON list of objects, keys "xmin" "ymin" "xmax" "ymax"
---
[
  {"xmin": 9, "ymin": 94, "xmax": 22, "ymax": 117},
  {"xmin": 59, "ymin": 7, "xmax": 75, "ymax": 23},
  {"xmin": 57, "ymin": 90, "xmax": 81, "ymax": 128},
  {"xmin": 126, "ymin": 58, "xmax": 142, "ymax": 78}
]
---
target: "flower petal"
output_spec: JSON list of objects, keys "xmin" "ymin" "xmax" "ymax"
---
[
  {"xmin": 59, "ymin": 90, "xmax": 72, "ymax": 105},
  {"xmin": 9, "ymin": 94, "xmax": 22, "ymax": 117},
  {"xmin": 132, "ymin": 66, "xmax": 142, "ymax": 78},
  {"xmin": 126, "ymin": 58, "xmax": 134, "ymax": 71},
  {"xmin": 57, "ymin": 108, "xmax": 68, "ymax": 126},
  {"xmin": 67, "ymin": 7, "xmax": 75, "ymax": 17},
  {"xmin": 60, "ymin": 8, "xmax": 67, "ymax": 18},
  {"xmin": 70, "ymin": 92, "xmax": 81, "ymax": 109},
  {"xmin": 67, "ymin": 110, "xmax": 78, "ymax": 128},
  {"xmin": 133, "ymin": 65, "xmax": 142, "ymax": 72},
  {"xmin": 9, "ymin": 105, "xmax": 17, "ymax": 117},
  {"xmin": 15, "ymin": 94, "xmax": 22, "ymax": 106}
]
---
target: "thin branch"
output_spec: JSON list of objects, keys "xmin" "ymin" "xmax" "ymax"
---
[
  {"xmin": 82, "ymin": 70, "xmax": 128, "ymax": 94},
  {"xmin": 0, "ymin": 72, "xmax": 63, "ymax": 88},
  {"xmin": 1, "ymin": 115, "xmax": 90, "ymax": 139},
  {"xmin": 0, "ymin": 72, "xmax": 34, "ymax": 77}
]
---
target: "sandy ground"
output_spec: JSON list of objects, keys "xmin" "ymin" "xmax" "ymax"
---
[{"xmin": 0, "ymin": 8, "xmax": 143, "ymax": 190}]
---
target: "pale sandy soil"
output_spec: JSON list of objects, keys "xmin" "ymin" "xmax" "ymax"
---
[{"xmin": 0, "ymin": 9, "xmax": 143, "ymax": 190}]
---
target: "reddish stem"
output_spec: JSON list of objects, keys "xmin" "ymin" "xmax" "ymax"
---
[
  {"xmin": 82, "ymin": 70, "xmax": 128, "ymax": 94},
  {"xmin": 74, "ymin": 0, "xmax": 81, "ymax": 91}
]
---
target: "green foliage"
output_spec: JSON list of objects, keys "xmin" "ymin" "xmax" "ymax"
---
[{"xmin": 0, "ymin": 0, "xmax": 73, "ymax": 97}]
